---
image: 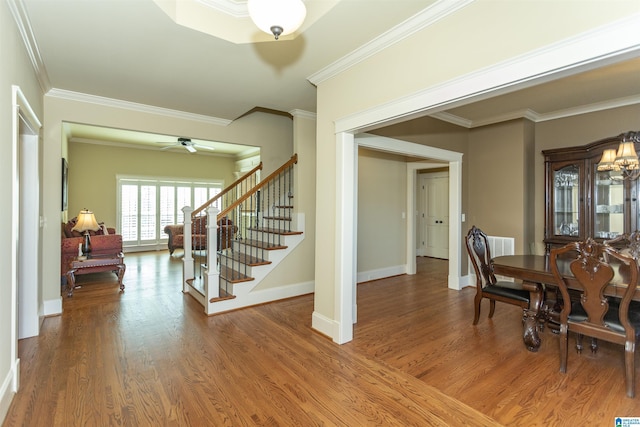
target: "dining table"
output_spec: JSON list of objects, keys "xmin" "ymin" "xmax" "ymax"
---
[{"xmin": 491, "ymin": 254, "xmax": 639, "ymax": 352}]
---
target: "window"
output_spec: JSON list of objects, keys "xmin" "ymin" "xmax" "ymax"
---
[{"xmin": 117, "ymin": 176, "xmax": 223, "ymax": 247}]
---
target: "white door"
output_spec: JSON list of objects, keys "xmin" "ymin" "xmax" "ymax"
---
[{"xmin": 421, "ymin": 172, "xmax": 449, "ymax": 259}]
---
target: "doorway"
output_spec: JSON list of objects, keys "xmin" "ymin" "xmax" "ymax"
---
[
  {"xmin": 13, "ymin": 86, "xmax": 42, "ymax": 342},
  {"xmin": 418, "ymin": 170, "xmax": 449, "ymax": 259},
  {"xmin": 330, "ymin": 133, "xmax": 462, "ymax": 344}
]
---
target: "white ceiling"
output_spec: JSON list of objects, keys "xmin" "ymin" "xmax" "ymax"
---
[{"xmin": 19, "ymin": 0, "xmax": 640, "ymax": 151}]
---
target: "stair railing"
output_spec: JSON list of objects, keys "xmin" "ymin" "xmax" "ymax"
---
[
  {"xmin": 216, "ymin": 154, "xmax": 298, "ymax": 296},
  {"xmin": 192, "ymin": 161, "xmax": 263, "ymax": 218},
  {"xmin": 188, "ymin": 162, "xmax": 262, "ymax": 281},
  {"xmin": 183, "ymin": 154, "xmax": 297, "ymax": 300}
]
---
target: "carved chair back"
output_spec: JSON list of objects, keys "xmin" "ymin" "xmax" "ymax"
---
[
  {"xmin": 605, "ymin": 230, "xmax": 640, "ymax": 261},
  {"xmin": 550, "ymin": 238, "xmax": 639, "ymax": 397},
  {"xmin": 551, "ymin": 238, "xmax": 637, "ymax": 333},
  {"xmin": 465, "ymin": 225, "xmax": 497, "ymax": 289}
]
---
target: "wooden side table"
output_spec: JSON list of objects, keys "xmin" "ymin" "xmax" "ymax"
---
[{"xmin": 66, "ymin": 252, "xmax": 126, "ymax": 297}]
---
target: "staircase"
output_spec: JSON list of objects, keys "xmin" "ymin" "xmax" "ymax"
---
[
  {"xmin": 218, "ymin": 200, "xmax": 303, "ymax": 293},
  {"xmin": 181, "ymin": 155, "xmax": 304, "ymax": 314}
]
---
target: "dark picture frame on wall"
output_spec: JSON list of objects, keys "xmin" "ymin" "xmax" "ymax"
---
[{"xmin": 62, "ymin": 158, "xmax": 68, "ymax": 211}]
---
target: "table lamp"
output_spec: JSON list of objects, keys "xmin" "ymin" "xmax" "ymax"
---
[{"xmin": 72, "ymin": 209, "xmax": 100, "ymax": 256}]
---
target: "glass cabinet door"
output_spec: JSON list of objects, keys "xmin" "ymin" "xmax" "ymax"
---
[
  {"xmin": 553, "ymin": 164, "xmax": 580, "ymax": 236},
  {"xmin": 594, "ymin": 172, "xmax": 624, "ymax": 239}
]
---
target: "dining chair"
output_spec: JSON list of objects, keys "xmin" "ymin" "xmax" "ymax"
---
[
  {"xmin": 605, "ymin": 231, "xmax": 640, "ymax": 260},
  {"xmin": 550, "ymin": 238, "xmax": 640, "ymax": 398},
  {"xmin": 465, "ymin": 226, "xmax": 539, "ymax": 326}
]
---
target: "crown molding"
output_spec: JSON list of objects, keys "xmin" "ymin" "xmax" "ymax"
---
[
  {"xmin": 432, "ymin": 94, "xmax": 640, "ymax": 129},
  {"xmin": 428, "ymin": 112, "xmax": 472, "ymax": 128},
  {"xmin": 69, "ymin": 136, "xmax": 239, "ymax": 158},
  {"xmin": 536, "ymin": 94, "xmax": 640, "ymax": 123},
  {"xmin": 307, "ymin": 0, "xmax": 474, "ymax": 86},
  {"xmin": 8, "ymin": 0, "xmax": 51, "ymax": 92},
  {"xmin": 46, "ymin": 88, "xmax": 232, "ymax": 126},
  {"xmin": 289, "ymin": 109, "xmax": 317, "ymax": 120}
]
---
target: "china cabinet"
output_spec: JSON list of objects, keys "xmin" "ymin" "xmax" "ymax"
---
[{"xmin": 543, "ymin": 132, "xmax": 640, "ymax": 252}]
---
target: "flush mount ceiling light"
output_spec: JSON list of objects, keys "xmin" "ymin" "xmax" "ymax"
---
[
  {"xmin": 153, "ymin": 0, "xmax": 338, "ymax": 44},
  {"xmin": 247, "ymin": 0, "xmax": 307, "ymax": 40}
]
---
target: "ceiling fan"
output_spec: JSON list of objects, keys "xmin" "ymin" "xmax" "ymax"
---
[{"xmin": 157, "ymin": 137, "xmax": 215, "ymax": 153}]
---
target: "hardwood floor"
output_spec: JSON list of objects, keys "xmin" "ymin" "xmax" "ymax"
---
[{"xmin": 3, "ymin": 253, "xmax": 639, "ymax": 426}]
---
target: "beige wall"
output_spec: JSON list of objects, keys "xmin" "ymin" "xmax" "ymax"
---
[
  {"xmin": 314, "ymin": 2, "xmax": 638, "ymax": 340},
  {"xmin": 42, "ymin": 95, "xmax": 294, "ymax": 308},
  {"xmin": 467, "ymin": 120, "xmax": 530, "ymax": 252},
  {"xmin": 67, "ymin": 143, "xmax": 237, "ymax": 229},
  {"xmin": 254, "ymin": 112, "xmax": 317, "ymax": 290},
  {"xmin": 0, "ymin": 1, "xmax": 45, "ymax": 421},
  {"xmin": 357, "ymin": 148, "xmax": 407, "ymax": 272}
]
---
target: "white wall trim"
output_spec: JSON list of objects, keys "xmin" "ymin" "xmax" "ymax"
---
[
  {"xmin": 46, "ymin": 89, "xmax": 232, "ymax": 127},
  {"xmin": 43, "ymin": 297, "xmax": 62, "ymax": 317},
  {"xmin": 334, "ymin": 13, "xmax": 640, "ymax": 134},
  {"xmin": 0, "ymin": 359, "xmax": 19, "ymax": 423},
  {"xmin": 357, "ymin": 265, "xmax": 407, "ymax": 284},
  {"xmin": 311, "ymin": 310, "xmax": 337, "ymax": 339},
  {"xmin": 9, "ymin": 86, "xmax": 43, "ymax": 412}
]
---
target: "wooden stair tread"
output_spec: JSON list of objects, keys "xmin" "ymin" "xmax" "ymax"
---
[
  {"xmin": 262, "ymin": 216, "xmax": 292, "ymax": 221},
  {"xmin": 209, "ymin": 288, "xmax": 236, "ymax": 303},
  {"xmin": 219, "ymin": 265, "xmax": 254, "ymax": 283},
  {"xmin": 248, "ymin": 227, "xmax": 303, "ymax": 236},
  {"xmin": 219, "ymin": 252, "xmax": 271, "ymax": 266},
  {"xmin": 237, "ymin": 239, "xmax": 287, "ymax": 250}
]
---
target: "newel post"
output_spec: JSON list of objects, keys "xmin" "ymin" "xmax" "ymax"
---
[
  {"xmin": 182, "ymin": 206, "xmax": 194, "ymax": 293},
  {"xmin": 205, "ymin": 206, "xmax": 220, "ymax": 300}
]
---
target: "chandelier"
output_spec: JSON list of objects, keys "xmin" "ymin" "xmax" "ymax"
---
[
  {"xmin": 247, "ymin": 0, "xmax": 307, "ymax": 40},
  {"xmin": 597, "ymin": 131, "xmax": 640, "ymax": 180}
]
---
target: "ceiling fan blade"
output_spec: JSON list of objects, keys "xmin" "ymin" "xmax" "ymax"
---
[
  {"xmin": 185, "ymin": 145, "xmax": 197, "ymax": 153},
  {"xmin": 193, "ymin": 144, "xmax": 215, "ymax": 151},
  {"xmin": 160, "ymin": 144, "xmax": 176, "ymax": 151}
]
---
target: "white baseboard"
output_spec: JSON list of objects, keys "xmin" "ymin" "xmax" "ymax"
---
[
  {"xmin": 0, "ymin": 358, "xmax": 19, "ymax": 425},
  {"xmin": 205, "ymin": 280, "xmax": 315, "ymax": 315},
  {"xmin": 312, "ymin": 310, "xmax": 337, "ymax": 341},
  {"xmin": 458, "ymin": 273, "xmax": 475, "ymax": 289},
  {"xmin": 43, "ymin": 296, "xmax": 62, "ymax": 316},
  {"xmin": 356, "ymin": 265, "xmax": 406, "ymax": 283}
]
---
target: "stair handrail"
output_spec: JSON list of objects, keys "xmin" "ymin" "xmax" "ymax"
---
[
  {"xmin": 216, "ymin": 154, "xmax": 298, "ymax": 221},
  {"xmin": 192, "ymin": 161, "xmax": 263, "ymax": 218}
]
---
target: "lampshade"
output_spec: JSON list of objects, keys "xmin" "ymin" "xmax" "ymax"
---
[
  {"xmin": 247, "ymin": 0, "xmax": 307, "ymax": 40},
  {"xmin": 597, "ymin": 131, "xmax": 640, "ymax": 180},
  {"xmin": 597, "ymin": 149, "xmax": 619, "ymax": 171},
  {"xmin": 72, "ymin": 209, "xmax": 100, "ymax": 233},
  {"xmin": 614, "ymin": 141, "xmax": 640, "ymax": 169}
]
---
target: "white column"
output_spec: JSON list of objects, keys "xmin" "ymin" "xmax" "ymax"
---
[
  {"xmin": 205, "ymin": 206, "xmax": 220, "ymax": 300},
  {"xmin": 182, "ymin": 206, "xmax": 194, "ymax": 293}
]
